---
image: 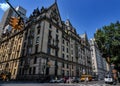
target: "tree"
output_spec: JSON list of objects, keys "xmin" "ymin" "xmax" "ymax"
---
[{"xmin": 94, "ymin": 21, "xmax": 120, "ymax": 71}]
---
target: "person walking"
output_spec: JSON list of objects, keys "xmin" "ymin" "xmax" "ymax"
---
[{"xmin": 85, "ymin": 76, "xmax": 88, "ymax": 84}]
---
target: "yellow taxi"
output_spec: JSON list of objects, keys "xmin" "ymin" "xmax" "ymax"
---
[{"xmin": 80, "ymin": 75, "xmax": 92, "ymax": 82}]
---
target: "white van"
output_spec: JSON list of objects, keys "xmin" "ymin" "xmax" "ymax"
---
[{"xmin": 104, "ymin": 74, "xmax": 113, "ymax": 84}]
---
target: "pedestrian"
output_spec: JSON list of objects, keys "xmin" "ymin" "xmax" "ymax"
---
[
  {"xmin": 55, "ymin": 76, "xmax": 57, "ymax": 80},
  {"xmin": 85, "ymin": 76, "xmax": 88, "ymax": 84},
  {"xmin": 69, "ymin": 77, "xmax": 71, "ymax": 84},
  {"xmin": 86, "ymin": 76, "xmax": 88, "ymax": 82}
]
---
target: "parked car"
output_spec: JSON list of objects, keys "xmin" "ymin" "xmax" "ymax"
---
[
  {"xmin": 72, "ymin": 77, "xmax": 80, "ymax": 83},
  {"xmin": 104, "ymin": 74, "xmax": 113, "ymax": 84},
  {"xmin": 49, "ymin": 78, "xmax": 64, "ymax": 83},
  {"xmin": 92, "ymin": 76, "xmax": 98, "ymax": 81}
]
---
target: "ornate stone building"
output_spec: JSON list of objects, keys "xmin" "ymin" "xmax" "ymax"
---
[{"xmin": 0, "ymin": 2, "xmax": 92, "ymax": 80}]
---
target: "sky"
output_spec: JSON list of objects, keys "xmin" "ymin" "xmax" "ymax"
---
[{"xmin": 0, "ymin": 0, "xmax": 120, "ymax": 39}]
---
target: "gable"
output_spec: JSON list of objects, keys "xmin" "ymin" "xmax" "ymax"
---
[{"xmin": 47, "ymin": 2, "xmax": 62, "ymax": 27}]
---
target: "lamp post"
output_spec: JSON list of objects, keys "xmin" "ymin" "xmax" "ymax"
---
[{"xmin": 42, "ymin": 61, "xmax": 46, "ymax": 76}]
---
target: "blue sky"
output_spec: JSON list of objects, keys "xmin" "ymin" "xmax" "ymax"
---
[{"xmin": 0, "ymin": 0, "xmax": 120, "ymax": 39}]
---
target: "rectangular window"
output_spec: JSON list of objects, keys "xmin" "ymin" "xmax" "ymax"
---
[
  {"xmin": 49, "ymin": 23, "xmax": 52, "ymax": 28},
  {"xmin": 35, "ymin": 44, "xmax": 39, "ymax": 53},
  {"xmin": 15, "ymin": 62, "xmax": 17, "ymax": 67},
  {"xmin": 34, "ymin": 57, "xmax": 37, "ymax": 64},
  {"xmin": 55, "ymin": 50, "xmax": 58, "ymax": 56},
  {"xmin": 71, "ymin": 50, "xmax": 73, "ymax": 54},
  {"xmin": 72, "ymin": 65, "xmax": 73, "ymax": 69},
  {"xmin": 28, "ymin": 48, "xmax": 32, "ymax": 54},
  {"xmin": 66, "ymin": 48, "xmax": 68, "ymax": 53},
  {"xmin": 20, "ymin": 60, "xmax": 23, "ymax": 66},
  {"xmin": 37, "ymin": 28, "xmax": 40, "ymax": 34},
  {"xmin": 62, "ymin": 46, "xmax": 64, "ymax": 51},
  {"xmin": 71, "ymin": 44, "xmax": 73, "ymax": 48},
  {"xmin": 48, "ymin": 39, "xmax": 51, "ymax": 44},
  {"xmin": 56, "ymin": 28, "xmax": 58, "ymax": 33},
  {"xmin": 72, "ymin": 71, "xmax": 74, "ymax": 76},
  {"xmin": 62, "ymin": 63, "xmax": 64, "ymax": 68},
  {"xmin": 62, "ymin": 40, "xmax": 64, "ymax": 44},
  {"xmin": 36, "ymin": 37, "xmax": 39, "ymax": 43},
  {"xmin": 66, "ymin": 42, "xmax": 68, "ymax": 46},
  {"xmin": 29, "ymin": 67, "xmax": 31, "ymax": 74},
  {"xmin": 13, "ymin": 69, "xmax": 16, "ymax": 75},
  {"xmin": 25, "ymin": 32, "xmax": 27, "ymax": 40},
  {"xmin": 72, "ymin": 57, "xmax": 73, "ymax": 61},
  {"xmin": 62, "ymin": 70, "xmax": 64, "ymax": 76},
  {"xmin": 22, "ymin": 49, "xmax": 24, "ymax": 56},
  {"xmin": 47, "ymin": 47, "xmax": 51, "ymax": 54},
  {"xmin": 67, "ymin": 71, "xmax": 69, "ymax": 76},
  {"xmin": 20, "ymin": 39, "xmax": 22, "ymax": 43},
  {"xmin": 67, "ymin": 64, "xmax": 69, "ymax": 68},
  {"xmin": 19, "ymin": 68, "xmax": 22, "ymax": 75},
  {"xmin": 56, "ymin": 35, "xmax": 58, "ymax": 40},
  {"xmin": 66, "ymin": 55, "xmax": 68, "ymax": 59},
  {"xmin": 62, "ymin": 54, "xmax": 64, "ymax": 59},
  {"xmin": 49, "ymin": 30, "xmax": 51, "ymax": 36},
  {"xmin": 33, "ymin": 67, "xmax": 36, "ymax": 74},
  {"xmin": 22, "ymin": 69, "xmax": 24, "ymax": 75}
]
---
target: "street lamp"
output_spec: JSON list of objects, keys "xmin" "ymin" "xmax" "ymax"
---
[{"xmin": 42, "ymin": 61, "xmax": 46, "ymax": 76}]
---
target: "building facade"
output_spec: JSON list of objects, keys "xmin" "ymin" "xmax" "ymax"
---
[
  {"xmin": 0, "ymin": 2, "xmax": 92, "ymax": 80},
  {"xmin": 0, "ymin": 6, "xmax": 26, "ymax": 80},
  {"xmin": 89, "ymin": 38, "xmax": 108, "ymax": 80}
]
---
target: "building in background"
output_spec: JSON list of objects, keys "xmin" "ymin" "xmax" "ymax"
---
[
  {"xmin": 0, "ymin": 6, "xmax": 26, "ymax": 35},
  {"xmin": 0, "ymin": 8, "xmax": 13, "ymax": 31},
  {"xmin": 89, "ymin": 38, "xmax": 109, "ymax": 80}
]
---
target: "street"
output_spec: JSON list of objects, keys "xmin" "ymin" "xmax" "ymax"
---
[{"xmin": 0, "ymin": 80, "xmax": 120, "ymax": 86}]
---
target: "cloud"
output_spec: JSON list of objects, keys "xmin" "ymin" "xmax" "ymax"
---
[{"xmin": 0, "ymin": 3, "xmax": 10, "ymax": 11}]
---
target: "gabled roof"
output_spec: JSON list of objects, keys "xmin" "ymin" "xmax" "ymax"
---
[{"xmin": 47, "ymin": 1, "xmax": 62, "ymax": 24}]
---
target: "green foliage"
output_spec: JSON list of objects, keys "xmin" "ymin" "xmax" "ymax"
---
[{"xmin": 94, "ymin": 21, "xmax": 120, "ymax": 66}]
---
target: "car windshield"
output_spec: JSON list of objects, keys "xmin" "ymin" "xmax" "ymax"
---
[{"xmin": 105, "ymin": 75, "xmax": 112, "ymax": 78}]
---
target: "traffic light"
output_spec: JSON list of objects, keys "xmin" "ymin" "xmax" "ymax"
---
[
  {"xmin": 9, "ymin": 17, "xmax": 24, "ymax": 30},
  {"xmin": 9, "ymin": 17, "xmax": 19, "ymax": 29},
  {"xmin": 17, "ymin": 17, "xmax": 24, "ymax": 30}
]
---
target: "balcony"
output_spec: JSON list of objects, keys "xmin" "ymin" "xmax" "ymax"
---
[{"xmin": 48, "ymin": 43, "xmax": 59, "ymax": 50}]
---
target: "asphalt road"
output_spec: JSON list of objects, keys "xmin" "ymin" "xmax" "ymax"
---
[{"xmin": 0, "ymin": 80, "xmax": 120, "ymax": 86}]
